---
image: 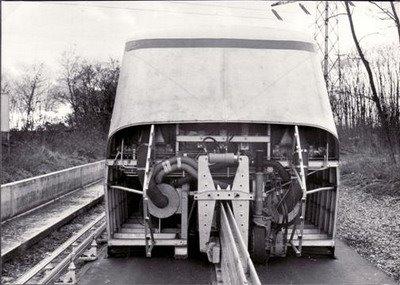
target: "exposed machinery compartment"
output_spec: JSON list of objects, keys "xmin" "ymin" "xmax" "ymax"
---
[
  {"xmin": 106, "ymin": 123, "xmax": 339, "ymax": 262},
  {"xmin": 105, "ymin": 25, "xmax": 339, "ymax": 264}
]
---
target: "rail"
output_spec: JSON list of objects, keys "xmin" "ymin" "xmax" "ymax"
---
[
  {"xmin": 218, "ymin": 202, "xmax": 261, "ymax": 285},
  {"xmin": 14, "ymin": 214, "xmax": 106, "ymax": 284}
]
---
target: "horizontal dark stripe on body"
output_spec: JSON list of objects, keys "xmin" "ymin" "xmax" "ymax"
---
[{"xmin": 125, "ymin": 38, "xmax": 315, "ymax": 52}]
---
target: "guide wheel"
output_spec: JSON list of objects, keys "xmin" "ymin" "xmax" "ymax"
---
[{"xmin": 250, "ymin": 226, "xmax": 270, "ymax": 264}]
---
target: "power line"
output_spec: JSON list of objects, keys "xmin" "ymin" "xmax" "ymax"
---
[
  {"xmin": 313, "ymin": 1, "xmax": 341, "ymax": 92},
  {"xmin": 169, "ymin": 1, "xmax": 271, "ymax": 13},
  {"xmin": 44, "ymin": 2, "xmax": 276, "ymax": 21}
]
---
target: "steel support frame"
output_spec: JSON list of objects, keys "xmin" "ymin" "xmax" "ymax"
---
[
  {"xmin": 175, "ymin": 184, "xmax": 189, "ymax": 258},
  {"xmin": 143, "ymin": 124, "xmax": 156, "ymax": 257},
  {"xmin": 176, "ymin": 135, "xmax": 270, "ymax": 143},
  {"xmin": 196, "ymin": 155, "xmax": 251, "ymax": 253},
  {"xmin": 289, "ymin": 125, "xmax": 307, "ymax": 256}
]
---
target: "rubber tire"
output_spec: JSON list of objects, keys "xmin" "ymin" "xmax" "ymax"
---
[{"xmin": 250, "ymin": 226, "xmax": 269, "ymax": 264}]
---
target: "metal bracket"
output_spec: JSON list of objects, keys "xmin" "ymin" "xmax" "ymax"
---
[
  {"xmin": 206, "ymin": 237, "xmax": 220, "ymax": 264},
  {"xmin": 79, "ymin": 239, "xmax": 98, "ymax": 262},
  {"xmin": 231, "ymin": 156, "xmax": 250, "ymax": 247},
  {"xmin": 194, "ymin": 190, "xmax": 253, "ymax": 201},
  {"xmin": 54, "ymin": 261, "xmax": 76, "ymax": 284},
  {"xmin": 197, "ymin": 155, "xmax": 250, "ymax": 252},
  {"xmin": 197, "ymin": 155, "xmax": 217, "ymax": 252}
]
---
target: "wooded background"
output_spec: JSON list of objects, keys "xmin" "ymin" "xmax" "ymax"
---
[{"xmin": 1, "ymin": 2, "xmax": 399, "ymax": 164}]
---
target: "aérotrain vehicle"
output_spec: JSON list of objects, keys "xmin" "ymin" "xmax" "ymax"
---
[{"xmin": 105, "ymin": 25, "xmax": 339, "ymax": 264}]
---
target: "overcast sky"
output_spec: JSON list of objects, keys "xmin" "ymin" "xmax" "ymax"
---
[{"xmin": 2, "ymin": 1, "xmax": 399, "ymax": 77}]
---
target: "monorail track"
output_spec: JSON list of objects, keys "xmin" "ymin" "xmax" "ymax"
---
[
  {"xmin": 13, "ymin": 214, "xmax": 106, "ymax": 284},
  {"xmin": 1, "ymin": 184, "xmax": 104, "ymax": 284},
  {"xmin": 217, "ymin": 202, "xmax": 261, "ymax": 285},
  {"xmin": 1, "ymin": 182, "xmax": 104, "ymax": 262},
  {"xmin": 10, "ymin": 202, "xmax": 260, "ymax": 285}
]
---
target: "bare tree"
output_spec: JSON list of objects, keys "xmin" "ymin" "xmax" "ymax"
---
[
  {"xmin": 370, "ymin": 1, "xmax": 400, "ymax": 44},
  {"xmin": 13, "ymin": 63, "xmax": 49, "ymax": 130},
  {"xmin": 54, "ymin": 49, "xmax": 82, "ymax": 116},
  {"xmin": 54, "ymin": 50, "xmax": 119, "ymax": 131},
  {"xmin": 345, "ymin": 2, "xmax": 397, "ymax": 163}
]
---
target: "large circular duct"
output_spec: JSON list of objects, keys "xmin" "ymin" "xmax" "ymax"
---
[{"xmin": 148, "ymin": 183, "xmax": 180, "ymax": 218}]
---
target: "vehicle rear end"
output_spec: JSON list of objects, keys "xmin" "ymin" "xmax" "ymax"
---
[{"xmin": 105, "ymin": 25, "xmax": 339, "ymax": 263}]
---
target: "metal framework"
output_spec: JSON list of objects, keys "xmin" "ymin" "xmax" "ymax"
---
[
  {"xmin": 196, "ymin": 154, "xmax": 252, "ymax": 254},
  {"xmin": 143, "ymin": 124, "xmax": 156, "ymax": 257},
  {"xmin": 313, "ymin": 1, "xmax": 341, "ymax": 94},
  {"xmin": 289, "ymin": 125, "xmax": 307, "ymax": 256},
  {"xmin": 270, "ymin": 1, "xmax": 342, "ymax": 95}
]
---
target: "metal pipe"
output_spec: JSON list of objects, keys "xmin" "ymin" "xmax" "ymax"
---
[
  {"xmin": 155, "ymin": 163, "xmax": 198, "ymax": 184},
  {"xmin": 152, "ymin": 156, "xmax": 198, "ymax": 179},
  {"xmin": 110, "ymin": 185, "xmax": 143, "ymax": 195},
  {"xmin": 207, "ymin": 153, "xmax": 238, "ymax": 164},
  {"xmin": 306, "ymin": 186, "xmax": 334, "ymax": 195}
]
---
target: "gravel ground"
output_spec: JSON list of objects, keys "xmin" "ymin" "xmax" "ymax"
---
[
  {"xmin": 1, "ymin": 202, "xmax": 105, "ymax": 284},
  {"xmin": 337, "ymin": 156, "xmax": 400, "ymax": 282}
]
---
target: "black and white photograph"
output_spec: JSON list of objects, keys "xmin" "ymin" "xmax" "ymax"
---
[{"xmin": 1, "ymin": 1, "xmax": 399, "ymax": 284}]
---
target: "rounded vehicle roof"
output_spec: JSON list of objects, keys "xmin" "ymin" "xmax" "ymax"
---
[{"xmin": 109, "ymin": 25, "xmax": 337, "ymax": 139}]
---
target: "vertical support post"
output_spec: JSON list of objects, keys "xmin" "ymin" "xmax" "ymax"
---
[
  {"xmin": 175, "ymin": 124, "xmax": 180, "ymax": 155},
  {"xmin": 175, "ymin": 184, "xmax": 189, "ymax": 259},
  {"xmin": 180, "ymin": 184, "xmax": 189, "ymax": 240},
  {"xmin": 323, "ymin": 0, "xmax": 329, "ymax": 86},
  {"xmin": 120, "ymin": 139, "xmax": 124, "ymax": 165},
  {"xmin": 294, "ymin": 125, "xmax": 307, "ymax": 255},
  {"xmin": 331, "ymin": 167, "xmax": 340, "ymax": 238},
  {"xmin": 115, "ymin": 189, "xmax": 120, "ymax": 232},
  {"xmin": 143, "ymin": 124, "xmax": 156, "ymax": 257},
  {"xmin": 267, "ymin": 124, "xmax": 271, "ymax": 160}
]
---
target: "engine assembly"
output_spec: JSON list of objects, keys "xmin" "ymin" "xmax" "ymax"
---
[{"xmin": 106, "ymin": 123, "xmax": 339, "ymax": 262}]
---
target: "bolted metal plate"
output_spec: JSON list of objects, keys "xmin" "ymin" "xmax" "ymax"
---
[
  {"xmin": 197, "ymin": 156, "xmax": 217, "ymax": 252},
  {"xmin": 231, "ymin": 156, "xmax": 250, "ymax": 247},
  {"xmin": 194, "ymin": 190, "xmax": 253, "ymax": 201}
]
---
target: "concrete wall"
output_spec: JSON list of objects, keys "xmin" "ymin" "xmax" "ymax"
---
[{"xmin": 1, "ymin": 161, "xmax": 105, "ymax": 221}]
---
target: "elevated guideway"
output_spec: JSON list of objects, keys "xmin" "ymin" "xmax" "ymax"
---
[{"xmin": 1, "ymin": 161, "xmax": 105, "ymax": 261}]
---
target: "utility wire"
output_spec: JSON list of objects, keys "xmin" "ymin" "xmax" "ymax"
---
[
  {"xmin": 169, "ymin": 1, "xmax": 273, "ymax": 14},
  {"xmin": 45, "ymin": 2, "xmax": 276, "ymax": 21}
]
